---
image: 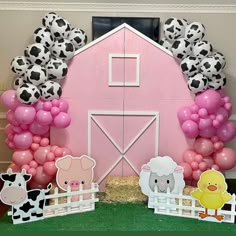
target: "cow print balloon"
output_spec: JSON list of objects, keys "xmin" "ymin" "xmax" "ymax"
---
[
  {"xmin": 213, "ymin": 51, "xmax": 226, "ymax": 69},
  {"xmin": 24, "ymin": 43, "xmax": 51, "ymax": 66},
  {"xmin": 10, "ymin": 56, "xmax": 30, "ymax": 77},
  {"xmin": 51, "ymin": 38, "xmax": 75, "ymax": 61},
  {"xmin": 159, "ymin": 37, "xmax": 172, "ymax": 51},
  {"xmin": 13, "ymin": 77, "xmax": 25, "ymax": 90},
  {"xmin": 68, "ymin": 28, "xmax": 87, "ymax": 50},
  {"xmin": 163, "ymin": 17, "xmax": 187, "ymax": 42},
  {"xmin": 200, "ymin": 56, "xmax": 223, "ymax": 78},
  {"xmin": 16, "ymin": 83, "xmax": 41, "ymax": 105},
  {"xmin": 187, "ymin": 73, "xmax": 208, "ymax": 94},
  {"xmin": 192, "ymin": 40, "xmax": 213, "ymax": 60},
  {"xmin": 40, "ymin": 80, "xmax": 62, "ymax": 100},
  {"xmin": 46, "ymin": 57, "xmax": 68, "ymax": 80},
  {"xmin": 51, "ymin": 16, "xmax": 71, "ymax": 39},
  {"xmin": 171, "ymin": 38, "xmax": 192, "ymax": 60},
  {"xmin": 33, "ymin": 27, "xmax": 54, "ymax": 49},
  {"xmin": 208, "ymin": 72, "xmax": 226, "ymax": 90},
  {"xmin": 24, "ymin": 64, "xmax": 48, "ymax": 86},
  {"xmin": 42, "ymin": 12, "xmax": 58, "ymax": 28},
  {"xmin": 180, "ymin": 56, "xmax": 200, "ymax": 77},
  {"xmin": 185, "ymin": 22, "xmax": 205, "ymax": 44}
]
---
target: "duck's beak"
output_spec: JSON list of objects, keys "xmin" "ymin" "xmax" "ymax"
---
[{"xmin": 207, "ymin": 185, "xmax": 217, "ymax": 191}]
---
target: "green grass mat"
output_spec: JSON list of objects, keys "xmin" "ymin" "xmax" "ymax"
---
[{"xmin": 0, "ymin": 202, "xmax": 235, "ymax": 231}]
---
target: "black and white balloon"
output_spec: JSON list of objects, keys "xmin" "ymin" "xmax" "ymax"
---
[
  {"xmin": 16, "ymin": 83, "xmax": 41, "ymax": 105},
  {"xmin": 10, "ymin": 56, "xmax": 30, "ymax": 77},
  {"xmin": 24, "ymin": 43, "xmax": 51, "ymax": 66},
  {"xmin": 51, "ymin": 38, "xmax": 75, "ymax": 61},
  {"xmin": 68, "ymin": 28, "xmax": 88, "ymax": 50},
  {"xmin": 159, "ymin": 37, "xmax": 172, "ymax": 51},
  {"xmin": 42, "ymin": 12, "xmax": 58, "ymax": 28},
  {"xmin": 185, "ymin": 22, "xmax": 205, "ymax": 43},
  {"xmin": 212, "ymin": 51, "xmax": 226, "ymax": 69},
  {"xmin": 13, "ymin": 77, "xmax": 25, "ymax": 90},
  {"xmin": 51, "ymin": 16, "xmax": 71, "ymax": 39},
  {"xmin": 192, "ymin": 40, "xmax": 212, "ymax": 60},
  {"xmin": 187, "ymin": 73, "xmax": 208, "ymax": 94},
  {"xmin": 24, "ymin": 64, "xmax": 48, "ymax": 86},
  {"xmin": 46, "ymin": 57, "xmax": 68, "ymax": 80},
  {"xmin": 200, "ymin": 56, "xmax": 223, "ymax": 78},
  {"xmin": 33, "ymin": 27, "xmax": 54, "ymax": 49},
  {"xmin": 180, "ymin": 56, "xmax": 200, "ymax": 77},
  {"xmin": 171, "ymin": 38, "xmax": 192, "ymax": 60},
  {"xmin": 163, "ymin": 17, "xmax": 187, "ymax": 42},
  {"xmin": 39, "ymin": 80, "xmax": 62, "ymax": 100},
  {"xmin": 208, "ymin": 72, "xmax": 226, "ymax": 90}
]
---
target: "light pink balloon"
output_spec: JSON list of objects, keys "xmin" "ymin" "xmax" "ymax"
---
[
  {"xmin": 183, "ymin": 149, "xmax": 197, "ymax": 163},
  {"xmin": 179, "ymin": 162, "xmax": 192, "ymax": 179},
  {"xmin": 181, "ymin": 120, "xmax": 199, "ymax": 139},
  {"xmin": 203, "ymin": 156, "xmax": 215, "ymax": 168},
  {"xmin": 199, "ymin": 118, "xmax": 212, "ymax": 130},
  {"xmin": 198, "ymin": 161, "xmax": 208, "ymax": 171},
  {"xmin": 216, "ymin": 121, "xmax": 236, "ymax": 142},
  {"xmin": 36, "ymin": 110, "xmax": 53, "ymax": 125},
  {"xmin": 29, "ymin": 121, "xmax": 49, "ymax": 135},
  {"xmin": 13, "ymin": 131, "xmax": 33, "ymax": 150},
  {"xmin": 34, "ymin": 165, "xmax": 53, "ymax": 185},
  {"xmin": 193, "ymin": 137, "xmax": 214, "ymax": 157},
  {"xmin": 177, "ymin": 106, "xmax": 192, "ymax": 124},
  {"xmin": 195, "ymin": 89, "xmax": 222, "ymax": 114},
  {"xmin": 34, "ymin": 146, "xmax": 51, "ymax": 165},
  {"xmin": 29, "ymin": 160, "xmax": 38, "ymax": 168},
  {"xmin": 199, "ymin": 126, "xmax": 216, "ymax": 138},
  {"xmin": 214, "ymin": 147, "xmax": 236, "ymax": 170},
  {"xmin": 46, "ymin": 152, "xmax": 55, "ymax": 161},
  {"xmin": 43, "ymin": 161, "xmax": 57, "ymax": 176},
  {"xmin": 53, "ymin": 112, "xmax": 71, "ymax": 128},
  {"xmin": 6, "ymin": 110, "xmax": 19, "ymax": 126},
  {"xmin": 190, "ymin": 161, "xmax": 199, "ymax": 170},
  {"xmin": 12, "ymin": 149, "xmax": 33, "ymax": 167},
  {"xmin": 40, "ymin": 137, "xmax": 50, "ymax": 147},
  {"xmin": 61, "ymin": 147, "xmax": 72, "ymax": 156},
  {"xmin": 0, "ymin": 90, "xmax": 20, "ymax": 110},
  {"xmin": 192, "ymin": 169, "xmax": 202, "ymax": 181},
  {"xmin": 14, "ymin": 105, "xmax": 36, "ymax": 125},
  {"xmin": 28, "ymin": 167, "xmax": 36, "ymax": 176}
]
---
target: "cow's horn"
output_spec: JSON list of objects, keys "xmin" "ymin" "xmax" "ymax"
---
[{"xmin": 7, "ymin": 168, "xmax": 12, "ymax": 174}]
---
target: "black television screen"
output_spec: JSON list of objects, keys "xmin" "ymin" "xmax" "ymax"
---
[{"xmin": 92, "ymin": 16, "xmax": 160, "ymax": 43}]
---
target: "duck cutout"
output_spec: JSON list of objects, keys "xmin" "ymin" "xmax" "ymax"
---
[{"xmin": 191, "ymin": 169, "xmax": 232, "ymax": 222}]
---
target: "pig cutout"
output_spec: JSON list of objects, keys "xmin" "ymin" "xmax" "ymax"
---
[{"xmin": 55, "ymin": 155, "xmax": 96, "ymax": 201}]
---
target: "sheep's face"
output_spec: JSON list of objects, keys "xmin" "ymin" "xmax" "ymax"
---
[{"xmin": 149, "ymin": 172, "xmax": 175, "ymax": 193}]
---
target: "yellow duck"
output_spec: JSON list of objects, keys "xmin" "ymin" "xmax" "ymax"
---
[{"xmin": 191, "ymin": 169, "xmax": 232, "ymax": 221}]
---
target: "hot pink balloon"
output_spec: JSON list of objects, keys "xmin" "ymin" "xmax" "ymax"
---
[
  {"xmin": 183, "ymin": 149, "xmax": 197, "ymax": 163},
  {"xmin": 4, "ymin": 124, "xmax": 13, "ymax": 136},
  {"xmin": 6, "ymin": 110, "xmax": 19, "ymax": 126},
  {"xmin": 34, "ymin": 146, "xmax": 51, "ymax": 165},
  {"xmin": 199, "ymin": 118, "xmax": 212, "ymax": 130},
  {"xmin": 179, "ymin": 162, "xmax": 192, "ymax": 179},
  {"xmin": 61, "ymin": 147, "xmax": 72, "ymax": 156},
  {"xmin": 193, "ymin": 137, "xmax": 214, "ymax": 157},
  {"xmin": 59, "ymin": 99, "xmax": 69, "ymax": 112},
  {"xmin": 13, "ymin": 131, "xmax": 33, "ymax": 150},
  {"xmin": 0, "ymin": 90, "xmax": 20, "ymax": 110},
  {"xmin": 36, "ymin": 110, "xmax": 53, "ymax": 125},
  {"xmin": 195, "ymin": 89, "xmax": 222, "ymax": 114},
  {"xmin": 53, "ymin": 112, "xmax": 71, "ymax": 128},
  {"xmin": 181, "ymin": 120, "xmax": 199, "ymax": 139},
  {"xmin": 12, "ymin": 149, "xmax": 33, "ymax": 167},
  {"xmin": 29, "ymin": 121, "xmax": 49, "ymax": 135},
  {"xmin": 14, "ymin": 105, "xmax": 36, "ymax": 125},
  {"xmin": 216, "ymin": 121, "xmax": 236, "ymax": 142},
  {"xmin": 43, "ymin": 161, "xmax": 57, "ymax": 176},
  {"xmin": 199, "ymin": 126, "xmax": 216, "ymax": 138},
  {"xmin": 34, "ymin": 165, "xmax": 53, "ymax": 185},
  {"xmin": 214, "ymin": 147, "xmax": 236, "ymax": 170},
  {"xmin": 177, "ymin": 106, "xmax": 192, "ymax": 124}
]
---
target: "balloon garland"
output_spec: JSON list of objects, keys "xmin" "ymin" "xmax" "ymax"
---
[
  {"xmin": 0, "ymin": 12, "xmax": 87, "ymax": 189},
  {"xmin": 160, "ymin": 17, "xmax": 236, "ymax": 183}
]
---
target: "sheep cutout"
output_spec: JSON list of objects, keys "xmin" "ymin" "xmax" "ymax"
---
[{"xmin": 139, "ymin": 156, "xmax": 185, "ymax": 208}]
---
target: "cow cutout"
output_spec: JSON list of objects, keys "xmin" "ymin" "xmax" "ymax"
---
[{"xmin": 0, "ymin": 168, "xmax": 51, "ymax": 224}]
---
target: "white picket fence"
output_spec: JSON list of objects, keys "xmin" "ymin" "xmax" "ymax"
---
[
  {"xmin": 8, "ymin": 183, "xmax": 99, "ymax": 224},
  {"xmin": 148, "ymin": 190, "xmax": 236, "ymax": 223}
]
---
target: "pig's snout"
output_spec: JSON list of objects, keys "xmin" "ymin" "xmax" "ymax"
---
[{"xmin": 70, "ymin": 180, "xmax": 80, "ymax": 190}]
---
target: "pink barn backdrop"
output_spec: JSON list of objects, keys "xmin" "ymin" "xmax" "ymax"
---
[{"xmin": 51, "ymin": 23, "xmax": 194, "ymax": 190}]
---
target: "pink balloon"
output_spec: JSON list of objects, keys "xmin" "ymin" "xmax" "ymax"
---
[
  {"xmin": 194, "ymin": 154, "xmax": 203, "ymax": 163},
  {"xmin": 29, "ymin": 160, "xmax": 38, "ymax": 168},
  {"xmin": 46, "ymin": 152, "xmax": 55, "ymax": 161},
  {"xmin": 0, "ymin": 90, "xmax": 20, "ymax": 110},
  {"xmin": 22, "ymin": 164, "xmax": 30, "ymax": 171},
  {"xmin": 28, "ymin": 167, "xmax": 36, "ymax": 176},
  {"xmin": 7, "ymin": 162, "xmax": 21, "ymax": 172},
  {"xmin": 199, "ymin": 118, "xmax": 212, "ymax": 130},
  {"xmin": 36, "ymin": 110, "xmax": 53, "ymax": 125},
  {"xmin": 179, "ymin": 162, "xmax": 192, "ymax": 179},
  {"xmin": 199, "ymin": 126, "xmax": 216, "ymax": 138},
  {"xmin": 195, "ymin": 89, "xmax": 222, "ymax": 114},
  {"xmin": 54, "ymin": 147, "xmax": 63, "ymax": 157},
  {"xmin": 12, "ymin": 149, "xmax": 33, "ymax": 166},
  {"xmin": 31, "ymin": 143, "xmax": 40, "ymax": 151},
  {"xmin": 29, "ymin": 121, "xmax": 49, "ymax": 135},
  {"xmin": 193, "ymin": 137, "xmax": 214, "ymax": 157},
  {"xmin": 14, "ymin": 105, "xmax": 36, "ymax": 125},
  {"xmin": 34, "ymin": 146, "xmax": 51, "ymax": 165},
  {"xmin": 183, "ymin": 149, "xmax": 197, "ymax": 163},
  {"xmin": 61, "ymin": 147, "xmax": 72, "ymax": 156},
  {"xmin": 51, "ymin": 107, "xmax": 60, "ymax": 116},
  {"xmin": 198, "ymin": 161, "xmax": 208, "ymax": 171},
  {"xmin": 53, "ymin": 112, "xmax": 71, "ymax": 128},
  {"xmin": 29, "ymin": 181, "xmax": 47, "ymax": 190},
  {"xmin": 34, "ymin": 100, "xmax": 44, "ymax": 111},
  {"xmin": 34, "ymin": 166, "xmax": 53, "ymax": 185},
  {"xmin": 43, "ymin": 161, "xmax": 57, "ymax": 176},
  {"xmin": 192, "ymin": 169, "xmax": 202, "ymax": 181},
  {"xmin": 216, "ymin": 121, "xmax": 236, "ymax": 142},
  {"xmin": 59, "ymin": 99, "xmax": 69, "ymax": 112},
  {"xmin": 43, "ymin": 101, "xmax": 52, "ymax": 111},
  {"xmin": 203, "ymin": 156, "xmax": 215, "ymax": 168},
  {"xmin": 177, "ymin": 106, "xmax": 192, "ymax": 124},
  {"xmin": 40, "ymin": 137, "xmax": 50, "ymax": 147},
  {"xmin": 4, "ymin": 124, "xmax": 13, "ymax": 136},
  {"xmin": 13, "ymin": 131, "xmax": 33, "ymax": 150},
  {"xmin": 214, "ymin": 147, "xmax": 236, "ymax": 170},
  {"xmin": 181, "ymin": 120, "xmax": 199, "ymax": 139},
  {"xmin": 190, "ymin": 161, "xmax": 199, "ymax": 170},
  {"xmin": 215, "ymin": 107, "xmax": 229, "ymax": 123},
  {"xmin": 6, "ymin": 110, "xmax": 19, "ymax": 126}
]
